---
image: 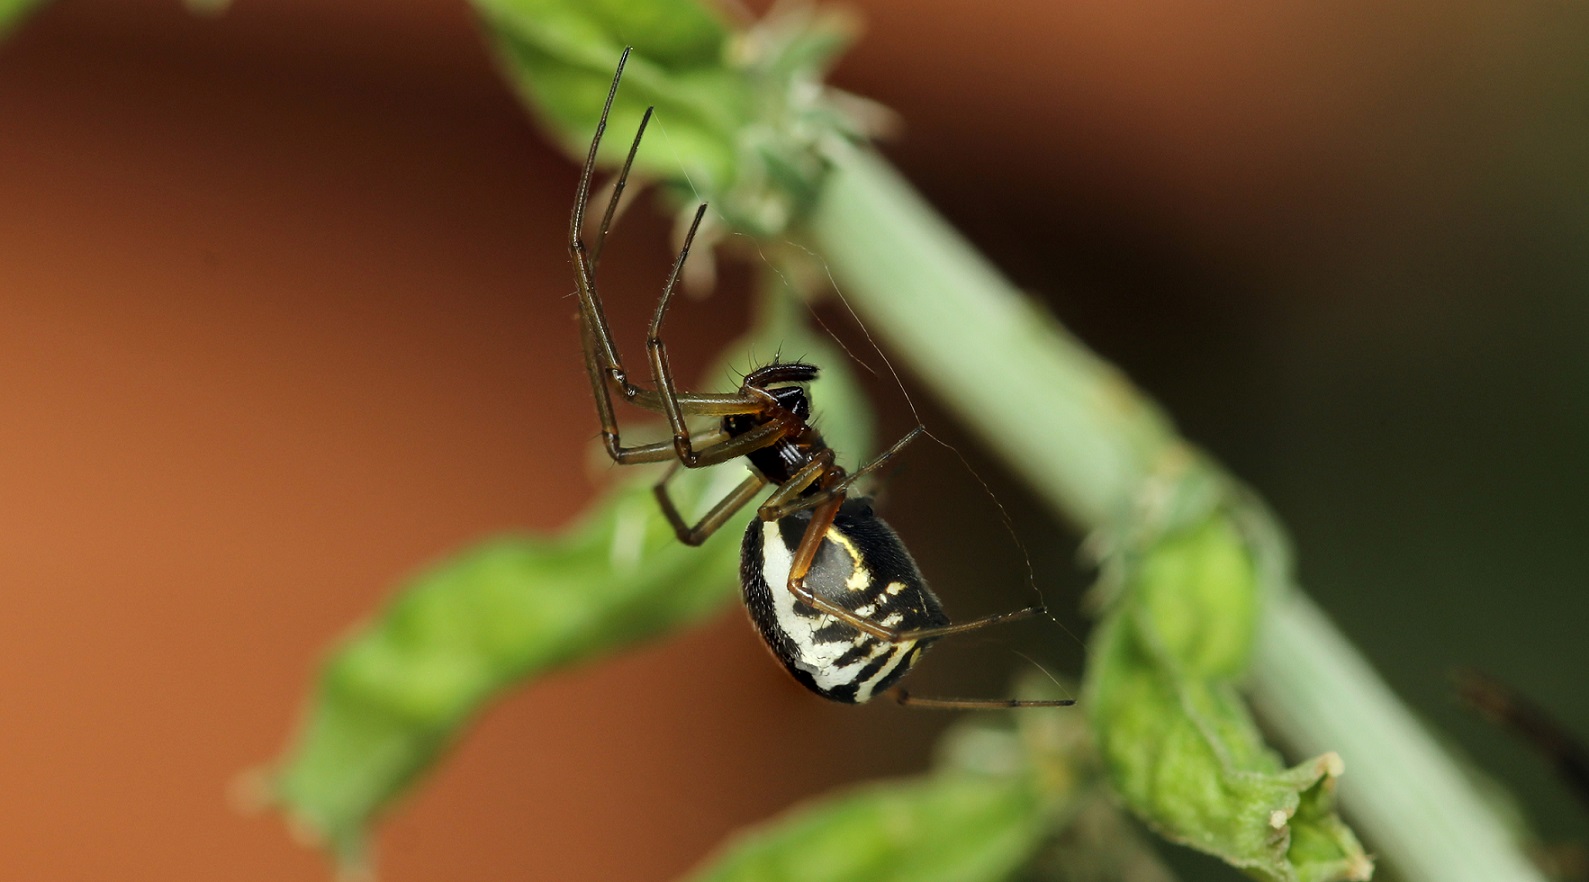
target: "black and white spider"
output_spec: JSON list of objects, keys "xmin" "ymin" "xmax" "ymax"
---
[{"xmin": 567, "ymin": 49, "xmax": 1072, "ymax": 711}]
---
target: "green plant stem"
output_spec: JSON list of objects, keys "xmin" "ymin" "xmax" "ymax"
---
[
  {"xmin": 806, "ymin": 150, "xmax": 1177, "ymax": 531},
  {"xmin": 1252, "ymin": 592, "xmax": 1545, "ymax": 882},
  {"xmin": 805, "ymin": 143, "xmax": 1545, "ymax": 882}
]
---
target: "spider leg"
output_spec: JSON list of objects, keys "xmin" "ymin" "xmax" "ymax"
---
[
  {"xmin": 840, "ymin": 425, "xmax": 924, "ymax": 493},
  {"xmin": 581, "ymin": 326, "xmax": 675, "ymax": 464},
  {"xmin": 663, "ymin": 417, "xmax": 796, "ymax": 469},
  {"xmin": 570, "ymin": 54, "xmax": 769, "ymax": 465},
  {"xmin": 587, "ymin": 105, "xmax": 650, "ymax": 272},
  {"xmin": 569, "ymin": 50, "xmax": 632, "ymax": 399},
  {"xmin": 655, "ymin": 468, "xmax": 768, "ymax": 546},
  {"xmin": 754, "ymin": 449, "xmax": 837, "ymax": 521},
  {"xmin": 646, "ymin": 202, "xmax": 726, "ymax": 467},
  {"xmin": 583, "ymin": 326, "xmax": 792, "ymax": 465},
  {"xmin": 758, "ymin": 428, "xmax": 922, "ymax": 521},
  {"xmin": 893, "ymin": 691, "xmax": 1075, "ymax": 710},
  {"xmin": 782, "ymin": 495, "xmax": 1050, "ymax": 643}
]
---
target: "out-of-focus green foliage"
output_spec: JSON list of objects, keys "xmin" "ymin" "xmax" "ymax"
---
[
  {"xmin": 0, "ymin": 0, "xmax": 47, "ymax": 37},
  {"xmin": 265, "ymin": 303, "xmax": 873, "ymax": 866},
  {"xmin": 689, "ymin": 774, "xmax": 1050, "ymax": 882},
  {"xmin": 475, "ymin": 0, "xmax": 735, "ymax": 181},
  {"xmin": 686, "ymin": 692, "xmax": 1095, "ymax": 882},
  {"xmin": 271, "ymin": 472, "xmax": 742, "ymax": 863},
  {"xmin": 474, "ymin": 0, "xmax": 864, "ymax": 237},
  {"xmin": 1019, "ymin": 795, "xmax": 1183, "ymax": 882},
  {"xmin": 1084, "ymin": 466, "xmax": 1371, "ymax": 882}
]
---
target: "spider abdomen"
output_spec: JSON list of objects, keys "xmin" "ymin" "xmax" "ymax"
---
[{"xmin": 739, "ymin": 499, "xmax": 950, "ymax": 703}]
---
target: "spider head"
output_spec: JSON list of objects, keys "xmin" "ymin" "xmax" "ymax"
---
[{"xmin": 742, "ymin": 361, "xmax": 817, "ymax": 421}]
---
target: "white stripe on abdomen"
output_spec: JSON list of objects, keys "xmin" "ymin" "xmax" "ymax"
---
[{"xmin": 760, "ymin": 521, "xmax": 909, "ymax": 697}]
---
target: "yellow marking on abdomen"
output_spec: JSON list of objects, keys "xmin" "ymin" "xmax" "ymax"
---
[{"xmin": 826, "ymin": 528, "xmax": 874, "ymax": 592}]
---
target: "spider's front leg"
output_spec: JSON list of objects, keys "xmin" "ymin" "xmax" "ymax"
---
[
  {"xmin": 568, "ymin": 53, "xmax": 781, "ymax": 468},
  {"xmin": 757, "ymin": 427, "xmax": 924, "ymax": 521},
  {"xmin": 645, "ymin": 202, "xmax": 739, "ymax": 469},
  {"xmin": 579, "ymin": 319, "xmax": 785, "ymax": 465}
]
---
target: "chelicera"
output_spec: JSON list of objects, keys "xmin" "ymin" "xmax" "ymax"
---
[{"xmin": 568, "ymin": 49, "xmax": 1072, "ymax": 710}]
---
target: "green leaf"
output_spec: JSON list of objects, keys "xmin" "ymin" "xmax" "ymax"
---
[
  {"xmin": 474, "ymin": 0, "xmax": 862, "ymax": 237},
  {"xmin": 270, "ymin": 465, "xmax": 746, "ymax": 863},
  {"xmin": 687, "ymin": 774, "xmax": 1049, "ymax": 882},
  {"xmin": 1084, "ymin": 499, "xmax": 1371, "ymax": 882},
  {"xmin": 0, "ymin": 0, "xmax": 47, "ymax": 37},
  {"xmin": 476, "ymin": 0, "xmax": 741, "ymax": 187},
  {"xmin": 685, "ymin": 686, "xmax": 1115, "ymax": 882},
  {"xmin": 263, "ymin": 292, "xmax": 876, "ymax": 865}
]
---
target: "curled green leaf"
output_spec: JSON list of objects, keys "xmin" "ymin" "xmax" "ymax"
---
[
  {"xmin": 269, "ymin": 465, "xmax": 746, "ymax": 864},
  {"xmin": 1084, "ymin": 492, "xmax": 1371, "ymax": 882},
  {"xmin": 262, "ymin": 298, "xmax": 874, "ymax": 866}
]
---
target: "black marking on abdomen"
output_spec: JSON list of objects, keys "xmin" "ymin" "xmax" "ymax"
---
[
  {"xmin": 850, "ymin": 648, "xmax": 896, "ymax": 689},
  {"xmin": 832, "ymin": 640, "xmax": 876, "ymax": 668}
]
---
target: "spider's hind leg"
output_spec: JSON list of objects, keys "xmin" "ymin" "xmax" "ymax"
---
[
  {"xmin": 780, "ymin": 495, "xmax": 1050, "ymax": 643},
  {"xmin": 894, "ymin": 691, "xmax": 1075, "ymax": 710}
]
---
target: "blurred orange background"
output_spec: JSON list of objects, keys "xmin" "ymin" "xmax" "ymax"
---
[{"xmin": 2, "ymin": 1, "xmax": 1585, "ymax": 880}]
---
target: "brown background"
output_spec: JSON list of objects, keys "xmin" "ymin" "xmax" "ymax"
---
[{"xmin": 2, "ymin": 2, "xmax": 1586, "ymax": 880}]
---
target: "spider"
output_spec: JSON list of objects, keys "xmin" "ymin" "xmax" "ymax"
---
[{"xmin": 568, "ymin": 49, "xmax": 1073, "ymax": 711}]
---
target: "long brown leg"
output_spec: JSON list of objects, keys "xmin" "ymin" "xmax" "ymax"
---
[
  {"xmin": 894, "ymin": 691, "xmax": 1075, "ymax": 710},
  {"xmin": 840, "ymin": 425, "xmax": 924, "ymax": 490},
  {"xmin": 755, "ymin": 450, "xmax": 837, "ymax": 521},
  {"xmin": 580, "ymin": 320, "xmax": 787, "ymax": 465},
  {"xmin": 569, "ymin": 50, "xmax": 633, "ymax": 399},
  {"xmin": 569, "ymin": 50, "xmax": 767, "ymax": 463},
  {"xmin": 586, "ymin": 105, "xmax": 651, "ymax": 272},
  {"xmin": 577, "ymin": 185, "xmax": 744, "ymax": 417},
  {"xmin": 582, "ymin": 327, "xmax": 677, "ymax": 464},
  {"xmin": 662, "ymin": 418, "xmax": 794, "ymax": 469},
  {"xmin": 583, "ymin": 325, "xmax": 793, "ymax": 468},
  {"xmin": 758, "ymin": 427, "xmax": 923, "ymax": 521},
  {"xmin": 577, "ymin": 112, "xmax": 739, "ymax": 416},
  {"xmin": 646, "ymin": 203, "xmax": 721, "ymax": 466},
  {"xmin": 655, "ymin": 469, "xmax": 767, "ymax": 546}
]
